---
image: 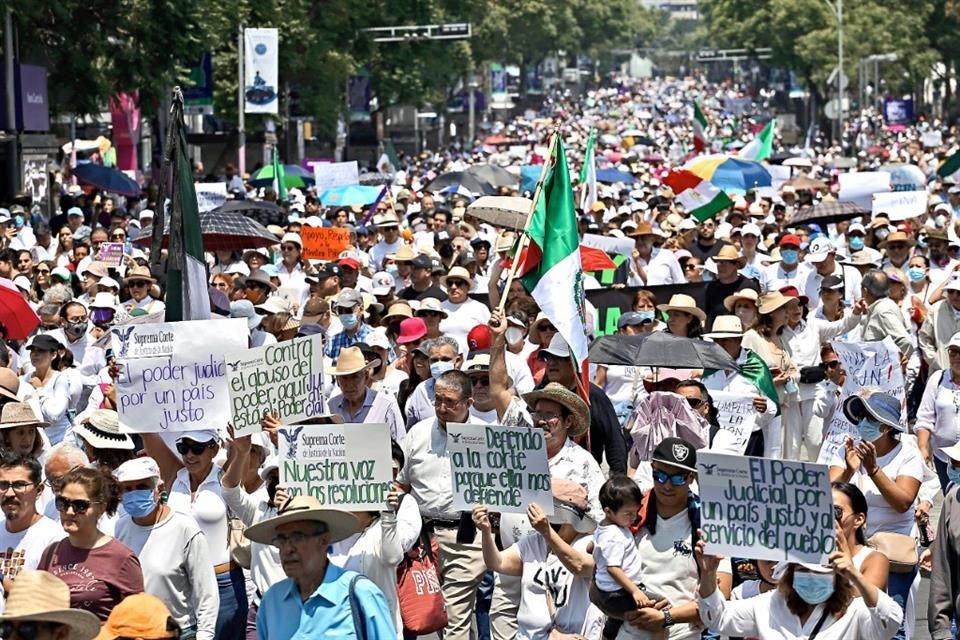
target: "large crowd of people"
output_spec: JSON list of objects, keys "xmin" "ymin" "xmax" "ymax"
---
[{"xmin": 0, "ymin": 76, "xmax": 958, "ymax": 640}]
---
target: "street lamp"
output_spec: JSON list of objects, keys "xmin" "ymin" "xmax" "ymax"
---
[
  {"xmin": 822, "ymin": 0, "xmax": 843, "ymax": 149},
  {"xmin": 467, "ymin": 74, "xmax": 479, "ymax": 146}
]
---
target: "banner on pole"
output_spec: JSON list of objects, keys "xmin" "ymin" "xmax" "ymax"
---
[
  {"xmin": 244, "ymin": 28, "xmax": 279, "ymax": 114},
  {"xmin": 195, "ymin": 182, "xmax": 227, "ymax": 212}
]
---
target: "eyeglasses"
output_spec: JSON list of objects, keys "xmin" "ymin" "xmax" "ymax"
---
[
  {"xmin": 176, "ymin": 441, "xmax": 214, "ymax": 456},
  {"xmin": 34, "ymin": 268, "xmax": 49, "ymax": 275},
  {"xmin": 270, "ymin": 528, "xmax": 326, "ymax": 548},
  {"xmin": 886, "ymin": 243, "xmax": 908, "ymax": 251},
  {"xmin": 0, "ymin": 481, "xmax": 35, "ymax": 494},
  {"xmin": 0, "ymin": 621, "xmax": 63, "ymax": 640},
  {"xmin": 685, "ymin": 397, "xmax": 704, "ymax": 409},
  {"xmin": 446, "ymin": 279, "xmax": 468, "ymax": 289},
  {"xmin": 469, "ymin": 377, "xmax": 489, "ymax": 387},
  {"xmin": 823, "ymin": 360, "xmax": 841, "ymax": 369},
  {"xmin": 54, "ymin": 496, "xmax": 100, "ymax": 515},
  {"xmin": 419, "ymin": 311, "xmax": 443, "ymax": 318},
  {"xmin": 128, "ymin": 281, "xmax": 149, "ymax": 288},
  {"xmin": 434, "ymin": 396, "xmax": 465, "ymax": 409},
  {"xmin": 652, "ymin": 469, "xmax": 689, "ymax": 486},
  {"xmin": 110, "ymin": 234, "xmax": 126, "ymax": 240},
  {"xmin": 532, "ymin": 412, "xmax": 562, "ymax": 424}
]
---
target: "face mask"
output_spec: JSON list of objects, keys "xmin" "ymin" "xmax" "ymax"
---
[
  {"xmin": 849, "ymin": 236, "xmax": 865, "ymax": 251},
  {"xmin": 637, "ymin": 310, "xmax": 656, "ymax": 323},
  {"xmin": 121, "ymin": 489, "xmax": 158, "ymax": 518},
  {"xmin": 918, "ymin": 236, "xmax": 928, "ymax": 248},
  {"xmin": 908, "ymin": 267, "xmax": 926, "ymax": 283},
  {"xmin": 339, "ymin": 313, "xmax": 358, "ymax": 330},
  {"xmin": 90, "ymin": 308, "xmax": 115, "ymax": 326},
  {"xmin": 13, "ymin": 216, "xmax": 23, "ymax": 229},
  {"xmin": 947, "ymin": 465, "xmax": 960, "ymax": 487},
  {"xmin": 65, "ymin": 320, "xmax": 88, "ymax": 337},
  {"xmin": 792, "ymin": 571, "xmax": 835, "ymax": 604},
  {"xmin": 781, "ymin": 249, "xmax": 799, "ymax": 265},
  {"xmin": 856, "ymin": 416, "xmax": 884, "ymax": 443},
  {"xmin": 386, "ymin": 264, "xmax": 400, "ymax": 278},
  {"xmin": 430, "ymin": 361, "xmax": 455, "ymax": 378},
  {"xmin": 505, "ymin": 327, "xmax": 525, "ymax": 346},
  {"xmin": 702, "ymin": 271, "xmax": 715, "ymax": 282},
  {"xmin": 875, "ymin": 228, "xmax": 890, "ymax": 241}
]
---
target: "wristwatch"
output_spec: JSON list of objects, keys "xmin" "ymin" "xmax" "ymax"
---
[{"xmin": 662, "ymin": 608, "xmax": 674, "ymax": 628}]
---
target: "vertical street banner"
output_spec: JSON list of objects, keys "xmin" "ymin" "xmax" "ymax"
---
[{"xmin": 244, "ymin": 28, "xmax": 279, "ymax": 114}]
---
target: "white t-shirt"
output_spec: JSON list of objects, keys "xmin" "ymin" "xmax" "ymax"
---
[
  {"xmin": 439, "ymin": 298, "xmax": 491, "ymax": 349},
  {"xmin": 593, "ymin": 523, "xmax": 643, "ymax": 592},
  {"xmin": 0, "ymin": 516, "xmax": 65, "ymax": 581}
]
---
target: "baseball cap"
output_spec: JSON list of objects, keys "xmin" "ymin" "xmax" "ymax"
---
[
  {"xmin": 67, "ymin": 206, "xmax": 84, "ymax": 217},
  {"xmin": 113, "ymin": 457, "xmax": 161, "ymax": 483},
  {"xmin": 617, "ymin": 311, "xmax": 647, "ymax": 328},
  {"xmin": 467, "ymin": 324, "xmax": 492, "ymax": 352},
  {"xmin": 371, "ymin": 272, "xmax": 396, "ymax": 296},
  {"xmin": 335, "ymin": 288, "xmax": 364, "ymax": 309},
  {"xmin": 820, "ymin": 274, "xmax": 844, "ymax": 291},
  {"xmin": 804, "ymin": 237, "xmax": 835, "ymax": 263},
  {"xmin": 651, "ymin": 437, "xmax": 697, "ymax": 473},
  {"xmin": 175, "ymin": 429, "xmax": 219, "ymax": 445},
  {"xmin": 740, "ymin": 223, "xmax": 762, "ymax": 237}
]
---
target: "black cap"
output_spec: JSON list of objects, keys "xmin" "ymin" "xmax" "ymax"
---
[
  {"xmin": 308, "ymin": 264, "xmax": 342, "ymax": 282},
  {"xmin": 28, "ymin": 334, "xmax": 63, "ymax": 352},
  {"xmin": 470, "ymin": 237, "xmax": 491, "ymax": 250},
  {"xmin": 412, "ymin": 255, "xmax": 433, "ymax": 269},
  {"xmin": 652, "ymin": 437, "xmax": 697, "ymax": 473},
  {"xmin": 820, "ymin": 274, "xmax": 844, "ymax": 291}
]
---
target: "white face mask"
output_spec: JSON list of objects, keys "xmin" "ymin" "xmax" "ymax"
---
[{"xmin": 505, "ymin": 327, "xmax": 525, "ymax": 346}]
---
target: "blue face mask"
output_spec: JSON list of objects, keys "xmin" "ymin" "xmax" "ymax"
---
[
  {"xmin": 702, "ymin": 271, "xmax": 715, "ymax": 282},
  {"xmin": 849, "ymin": 236, "xmax": 865, "ymax": 251},
  {"xmin": 857, "ymin": 416, "xmax": 884, "ymax": 443},
  {"xmin": 918, "ymin": 236, "xmax": 928, "ymax": 248},
  {"xmin": 947, "ymin": 465, "xmax": 960, "ymax": 487},
  {"xmin": 430, "ymin": 361, "xmax": 455, "ymax": 378},
  {"xmin": 13, "ymin": 216, "xmax": 23, "ymax": 230},
  {"xmin": 121, "ymin": 489, "xmax": 158, "ymax": 518},
  {"xmin": 908, "ymin": 267, "xmax": 926, "ymax": 283},
  {"xmin": 781, "ymin": 249, "xmax": 799, "ymax": 265},
  {"xmin": 637, "ymin": 310, "xmax": 656, "ymax": 323},
  {"xmin": 339, "ymin": 313, "xmax": 358, "ymax": 330},
  {"xmin": 792, "ymin": 571, "xmax": 835, "ymax": 604}
]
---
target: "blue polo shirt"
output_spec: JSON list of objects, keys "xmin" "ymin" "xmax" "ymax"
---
[{"xmin": 256, "ymin": 562, "xmax": 396, "ymax": 640}]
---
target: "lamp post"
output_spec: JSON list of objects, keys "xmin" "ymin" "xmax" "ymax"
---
[{"xmin": 823, "ymin": 0, "xmax": 843, "ymax": 150}]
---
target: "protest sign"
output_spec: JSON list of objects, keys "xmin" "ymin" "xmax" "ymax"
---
[
  {"xmin": 698, "ymin": 452, "xmax": 836, "ymax": 564},
  {"xmin": 226, "ymin": 335, "xmax": 327, "ymax": 437},
  {"xmin": 838, "ymin": 172, "xmax": 891, "ymax": 210},
  {"xmin": 817, "ymin": 337, "xmax": 904, "ymax": 464},
  {"xmin": 98, "ymin": 242, "xmax": 124, "ymax": 267},
  {"xmin": 709, "ymin": 391, "xmax": 757, "ymax": 454},
  {"xmin": 923, "ymin": 131, "xmax": 943, "ymax": 148},
  {"xmin": 301, "ymin": 226, "xmax": 350, "ymax": 261},
  {"xmin": 581, "ymin": 233, "xmax": 635, "ymax": 258},
  {"xmin": 195, "ymin": 182, "xmax": 227, "ymax": 212},
  {"xmin": 872, "ymin": 190, "xmax": 926, "ymax": 221},
  {"xmin": 113, "ymin": 319, "xmax": 247, "ymax": 432},
  {"xmin": 314, "ymin": 161, "xmax": 359, "ymax": 191},
  {"xmin": 880, "ymin": 163, "xmax": 926, "ymax": 192},
  {"xmin": 279, "ymin": 422, "xmax": 392, "ymax": 509},
  {"xmin": 447, "ymin": 423, "xmax": 553, "ymax": 515}
]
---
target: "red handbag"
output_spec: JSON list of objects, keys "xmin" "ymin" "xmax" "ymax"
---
[{"xmin": 396, "ymin": 532, "xmax": 448, "ymax": 635}]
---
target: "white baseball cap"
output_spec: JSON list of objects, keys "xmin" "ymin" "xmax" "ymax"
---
[
  {"xmin": 113, "ymin": 456, "xmax": 161, "ymax": 483},
  {"xmin": 804, "ymin": 237, "xmax": 836, "ymax": 263},
  {"xmin": 740, "ymin": 223, "xmax": 762, "ymax": 237},
  {"xmin": 371, "ymin": 272, "xmax": 396, "ymax": 296}
]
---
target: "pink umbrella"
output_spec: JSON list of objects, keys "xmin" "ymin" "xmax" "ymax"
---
[{"xmin": 0, "ymin": 278, "xmax": 39, "ymax": 340}]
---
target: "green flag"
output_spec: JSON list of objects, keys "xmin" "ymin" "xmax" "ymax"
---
[
  {"xmin": 739, "ymin": 120, "xmax": 775, "ymax": 162},
  {"xmin": 703, "ymin": 350, "xmax": 780, "ymax": 415},
  {"xmin": 938, "ymin": 150, "xmax": 960, "ymax": 182},
  {"xmin": 271, "ymin": 146, "xmax": 288, "ymax": 201}
]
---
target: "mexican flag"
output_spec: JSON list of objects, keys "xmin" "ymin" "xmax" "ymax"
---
[
  {"xmin": 739, "ymin": 120, "xmax": 775, "ymax": 162},
  {"xmin": 703, "ymin": 350, "xmax": 780, "ymax": 416},
  {"xmin": 516, "ymin": 136, "xmax": 590, "ymax": 399},
  {"xmin": 937, "ymin": 150, "xmax": 960, "ymax": 182},
  {"xmin": 663, "ymin": 169, "xmax": 734, "ymax": 222},
  {"xmin": 161, "ymin": 90, "xmax": 211, "ymax": 322},
  {"xmin": 271, "ymin": 146, "xmax": 288, "ymax": 201},
  {"xmin": 692, "ymin": 101, "xmax": 709, "ymax": 153},
  {"xmin": 579, "ymin": 129, "xmax": 597, "ymax": 212}
]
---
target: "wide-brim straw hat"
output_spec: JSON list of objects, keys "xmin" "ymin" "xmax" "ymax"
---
[
  {"xmin": 329, "ymin": 346, "xmax": 380, "ymax": 376},
  {"xmin": 0, "ymin": 570, "xmax": 101, "ymax": 640},
  {"xmin": 74, "ymin": 408, "xmax": 134, "ymax": 450},
  {"xmin": 758, "ymin": 291, "xmax": 795, "ymax": 315},
  {"xmin": 703, "ymin": 315, "xmax": 744, "ymax": 339},
  {"xmin": 723, "ymin": 288, "xmax": 759, "ymax": 312},
  {"xmin": 522, "ymin": 383, "xmax": 590, "ymax": 437},
  {"xmin": 712, "ymin": 245, "xmax": 745, "ymax": 265},
  {"xmin": 656, "ymin": 293, "xmax": 706, "ymax": 323},
  {"xmin": 0, "ymin": 402, "xmax": 46, "ymax": 429},
  {"xmin": 122, "ymin": 265, "xmax": 156, "ymax": 285},
  {"xmin": 244, "ymin": 496, "xmax": 361, "ymax": 545}
]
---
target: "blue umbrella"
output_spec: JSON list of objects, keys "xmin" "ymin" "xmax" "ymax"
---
[
  {"xmin": 596, "ymin": 168, "xmax": 637, "ymax": 184},
  {"xmin": 709, "ymin": 158, "xmax": 771, "ymax": 193},
  {"xmin": 72, "ymin": 162, "xmax": 141, "ymax": 196},
  {"xmin": 319, "ymin": 185, "xmax": 384, "ymax": 207}
]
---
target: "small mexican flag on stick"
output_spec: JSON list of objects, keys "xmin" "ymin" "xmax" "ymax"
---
[
  {"xmin": 663, "ymin": 169, "xmax": 734, "ymax": 222},
  {"xmin": 692, "ymin": 101, "xmax": 709, "ymax": 153}
]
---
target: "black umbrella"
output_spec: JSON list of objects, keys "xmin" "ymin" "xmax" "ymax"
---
[
  {"xmin": 790, "ymin": 200, "xmax": 868, "ymax": 226},
  {"xmin": 135, "ymin": 210, "xmax": 279, "ymax": 251},
  {"xmin": 588, "ymin": 333, "xmax": 738, "ymax": 370},
  {"xmin": 464, "ymin": 164, "xmax": 518, "ymax": 188},
  {"xmin": 72, "ymin": 163, "xmax": 141, "ymax": 196},
  {"xmin": 424, "ymin": 171, "xmax": 496, "ymax": 195},
  {"xmin": 213, "ymin": 199, "xmax": 288, "ymax": 227}
]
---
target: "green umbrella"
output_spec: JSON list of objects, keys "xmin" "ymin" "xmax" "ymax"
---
[{"xmin": 250, "ymin": 162, "xmax": 314, "ymax": 191}]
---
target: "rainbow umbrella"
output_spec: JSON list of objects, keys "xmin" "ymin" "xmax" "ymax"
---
[{"xmin": 683, "ymin": 154, "xmax": 771, "ymax": 195}]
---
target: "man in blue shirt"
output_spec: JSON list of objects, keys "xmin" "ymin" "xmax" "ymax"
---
[
  {"xmin": 325, "ymin": 288, "xmax": 373, "ymax": 361},
  {"xmin": 246, "ymin": 495, "xmax": 396, "ymax": 640}
]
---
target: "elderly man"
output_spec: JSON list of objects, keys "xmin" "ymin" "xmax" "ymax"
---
[
  {"xmin": 325, "ymin": 288, "xmax": 372, "ymax": 361},
  {"xmin": 246, "ymin": 495, "xmax": 395, "ymax": 640},
  {"xmin": 398, "ymin": 369, "xmax": 486, "ymax": 640},
  {"xmin": 404, "ymin": 336, "xmax": 464, "ymax": 427},
  {"xmin": 802, "ymin": 236, "xmax": 862, "ymax": 309},
  {"xmin": 860, "ymin": 268, "xmax": 914, "ymax": 358},
  {"xmin": 40, "ymin": 442, "xmax": 89, "ymax": 521},
  {"xmin": 919, "ymin": 274, "xmax": 960, "ymax": 372},
  {"xmin": 328, "ymin": 347, "xmax": 404, "ymax": 440}
]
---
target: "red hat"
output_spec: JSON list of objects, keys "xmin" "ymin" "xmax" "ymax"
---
[
  {"xmin": 779, "ymin": 234, "xmax": 801, "ymax": 248},
  {"xmin": 338, "ymin": 257, "xmax": 361, "ymax": 270},
  {"xmin": 778, "ymin": 285, "xmax": 809, "ymax": 306},
  {"xmin": 467, "ymin": 324, "xmax": 492, "ymax": 352},
  {"xmin": 396, "ymin": 318, "xmax": 427, "ymax": 345}
]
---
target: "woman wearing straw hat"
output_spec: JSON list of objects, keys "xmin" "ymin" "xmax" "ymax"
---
[
  {"xmin": 122, "ymin": 265, "xmax": 165, "ymax": 315},
  {"xmin": 0, "ymin": 570, "xmax": 100, "ymax": 640},
  {"xmin": 657, "ymin": 294, "xmax": 706, "ymax": 339},
  {"xmin": 0, "ymin": 402, "xmax": 48, "ymax": 461},
  {"xmin": 73, "ymin": 409, "xmax": 134, "ymax": 474},
  {"xmin": 723, "ymin": 288, "xmax": 760, "ymax": 332}
]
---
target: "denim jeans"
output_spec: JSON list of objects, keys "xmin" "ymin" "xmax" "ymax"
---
[
  {"xmin": 887, "ymin": 565, "xmax": 918, "ymax": 640},
  {"xmin": 215, "ymin": 566, "xmax": 249, "ymax": 640},
  {"xmin": 476, "ymin": 570, "xmax": 494, "ymax": 640}
]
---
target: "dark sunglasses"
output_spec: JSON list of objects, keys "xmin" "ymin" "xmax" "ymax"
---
[
  {"xmin": 0, "ymin": 621, "xmax": 63, "ymax": 640},
  {"xmin": 652, "ymin": 469, "xmax": 688, "ymax": 486},
  {"xmin": 446, "ymin": 279, "xmax": 469, "ymax": 288},
  {"xmin": 34, "ymin": 268, "xmax": 50, "ymax": 275},
  {"xmin": 823, "ymin": 361, "xmax": 841, "ymax": 369},
  {"xmin": 176, "ymin": 440, "xmax": 215, "ymax": 456},
  {"xmin": 110, "ymin": 234, "xmax": 126, "ymax": 240},
  {"xmin": 54, "ymin": 496, "xmax": 100, "ymax": 515},
  {"xmin": 281, "ymin": 245, "xmax": 299, "ymax": 251},
  {"xmin": 128, "ymin": 280, "xmax": 150, "ymax": 288},
  {"xmin": 419, "ymin": 311, "xmax": 443, "ymax": 318},
  {"xmin": 685, "ymin": 397, "xmax": 704, "ymax": 409}
]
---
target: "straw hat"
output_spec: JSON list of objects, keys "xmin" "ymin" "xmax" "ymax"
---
[
  {"xmin": 627, "ymin": 222, "xmax": 657, "ymax": 237},
  {"xmin": 382, "ymin": 301, "xmax": 414, "ymax": 325},
  {"xmin": 389, "ymin": 244, "xmax": 418, "ymax": 262},
  {"xmin": 122, "ymin": 265, "xmax": 156, "ymax": 285},
  {"xmin": 329, "ymin": 346, "xmax": 380, "ymax": 376},
  {"xmin": 757, "ymin": 291, "xmax": 795, "ymax": 315},
  {"xmin": 712, "ymin": 245, "xmax": 745, "ymax": 265},
  {"xmin": 723, "ymin": 288, "xmax": 759, "ymax": 311},
  {"xmin": 0, "ymin": 402, "xmax": 45, "ymax": 429},
  {"xmin": 442, "ymin": 266, "xmax": 475, "ymax": 290},
  {"xmin": 0, "ymin": 570, "xmax": 100, "ymax": 640},
  {"xmin": 244, "ymin": 495, "xmax": 361, "ymax": 545},
  {"xmin": 415, "ymin": 297, "xmax": 449, "ymax": 318},
  {"xmin": 704, "ymin": 315, "xmax": 744, "ymax": 339},
  {"xmin": 656, "ymin": 293, "xmax": 706, "ymax": 323},
  {"xmin": 878, "ymin": 230, "xmax": 914, "ymax": 249},
  {"xmin": 74, "ymin": 409, "xmax": 134, "ymax": 450},
  {"xmin": 522, "ymin": 383, "xmax": 590, "ymax": 437}
]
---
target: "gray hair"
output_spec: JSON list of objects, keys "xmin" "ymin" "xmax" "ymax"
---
[
  {"xmin": 430, "ymin": 335, "xmax": 460, "ymax": 356},
  {"xmin": 435, "ymin": 369, "xmax": 473, "ymax": 400},
  {"xmin": 36, "ymin": 302, "xmax": 60, "ymax": 318},
  {"xmin": 42, "ymin": 284, "xmax": 74, "ymax": 306},
  {"xmin": 46, "ymin": 442, "xmax": 90, "ymax": 469},
  {"xmin": 862, "ymin": 269, "xmax": 889, "ymax": 299}
]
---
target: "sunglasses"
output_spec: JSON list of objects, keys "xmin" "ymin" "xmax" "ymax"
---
[
  {"xmin": 685, "ymin": 397, "xmax": 704, "ymax": 409},
  {"xmin": 419, "ymin": 311, "xmax": 443, "ymax": 318},
  {"xmin": 823, "ymin": 361, "xmax": 841, "ymax": 369},
  {"xmin": 446, "ymin": 279, "xmax": 469, "ymax": 288},
  {"xmin": 469, "ymin": 376, "xmax": 490, "ymax": 387},
  {"xmin": 0, "ymin": 621, "xmax": 63, "ymax": 640},
  {"xmin": 652, "ymin": 469, "xmax": 689, "ymax": 487},
  {"xmin": 128, "ymin": 280, "xmax": 149, "ymax": 288},
  {"xmin": 176, "ymin": 440, "xmax": 215, "ymax": 456},
  {"xmin": 110, "ymin": 235, "xmax": 126, "ymax": 240},
  {"xmin": 54, "ymin": 496, "xmax": 100, "ymax": 515},
  {"xmin": 34, "ymin": 268, "xmax": 49, "ymax": 275},
  {"xmin": 281, "ymin": 245, "xmax": 299, "ymax": 251}
]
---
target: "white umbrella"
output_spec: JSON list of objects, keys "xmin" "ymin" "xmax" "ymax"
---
[{"xmin": 466, "ymin": 196, "xmax": 532, "ymax": 229}]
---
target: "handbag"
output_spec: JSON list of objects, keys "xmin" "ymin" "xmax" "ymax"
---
[
  {"xmin": 396, "ymin": 531, "xmax": 448, "ymax": 635},
  {"xmin": 227, "ymin": 516, "xmax": 252, "ymax": 570},
  {"xmin": 868, "ymin": 531, "xmax": 918, "ymax": 573}
]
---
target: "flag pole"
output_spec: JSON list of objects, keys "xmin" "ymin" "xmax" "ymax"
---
[
  {"xmin": 497, "ymin": 130, "xmax": 559, "ymax": 313},
  {"xmin": 150, "ymin": 88, "xmax": 181, "ymax": 267}
]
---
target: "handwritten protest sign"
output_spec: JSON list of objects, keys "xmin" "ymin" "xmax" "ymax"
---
[
  {"xmin": 113, "ymin": 319, "xmax": 247, "ymax": 432},
  {"xmin": 279, "ymin": 422, "xmax": 392, "ymax": 509},
  {"xmin": 447, "ymin": 423, "xmax": 553, "ymax": 515},
  {"xmin": 313, "ymin": 161, "xmax": 359, "ymax": 191},
  {"xmin": 709, "ymin": 391, "xmax": 757, "ymax": 455},
  {"xmin": 195, "ymin": 182, "xmax": 227, "ymax": 212},
  {"xmin": 98, "ymin": 243, "xmax": 124, "ymax": 267},
  {"xmin": 225, "ymin": 335, "xmax": 327, "ymax": 437},
  {"xmin": 301, "ymin": 226, "xmax": 350, "ymax": 261},
  {"xmin": 817, "ymin": 337, "xmax": 904, "ymax": 464},
  {"xmin": 698, "ymin": 452, "xmax": 836, "ymax": 564}
]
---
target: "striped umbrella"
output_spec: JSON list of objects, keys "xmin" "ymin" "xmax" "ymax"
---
[
  {"xmin": 683, "ymin": 154, "xmax": 771, "ymax": 195},
  {"xmin": 250, "ymin": 164, "xmax": 315, "ymax": 189}
]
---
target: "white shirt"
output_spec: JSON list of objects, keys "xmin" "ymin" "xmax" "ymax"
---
[
  {"xmin": 369, "ymin": 239, "xmax": 404, "ymax": 272},
  {"xmin": 440, "ymin": 298, "xmax": 491, "ymax": 350},
  {"xmin": 916, "ymin": 368, "xmax": 960, "ymax": 462},
  {"xmin": 0, "ymin": 516, "xmax": 65, "ymax": 581},
  {"xmin": 168, "ymin": 465, "xmax": 230, "ymax": 566},
  {"xmin": 763, "ymin": 262, "xmax": 810, "ymax": 292},
  {"xmin": 220, "ymin": 486, "xmax": 284, "ymax": 605},
  {"xmin": 626, "ymin": 248, "xmax": 685, "ymax": 286},
  {"xmin": 594, "ymin": 524, "xmax": 643, "ymax": 592},
  {"xmin": 702, "ymin": 348, "xmax": 776, "ymax": 433},
  {"xmin": 801, "ymin": 262, "xmax": 862, "ymax": 308}
]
